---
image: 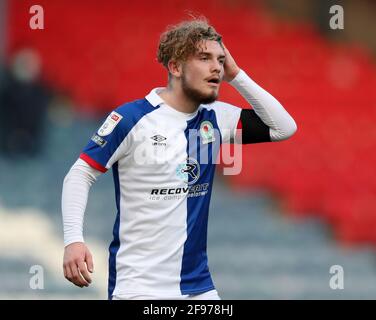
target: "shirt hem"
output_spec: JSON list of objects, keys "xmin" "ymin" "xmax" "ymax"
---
[
  {"xmin": 181, "ymin": 285, "xmax": 216, "ymax": 295},
  {"xmin": 112, "ymin": 285, "xmax": 216, "ymax": 298}
]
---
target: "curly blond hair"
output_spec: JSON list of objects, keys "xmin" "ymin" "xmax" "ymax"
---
[{"xmin": 157, "ymin": 19, "xmax": 222, "ymax": 69}]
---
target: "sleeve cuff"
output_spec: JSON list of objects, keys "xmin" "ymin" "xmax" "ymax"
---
[
  {"xmin": 228, "ymin": 69, "xmax": 248, "ymax": 88},
  {"xmin": 80, "ymin": 153, "xmax": 107, "ymax": 173},
  {"xmin": 64, "ymin": 237, "xmax": 85, "ymax": 247}
]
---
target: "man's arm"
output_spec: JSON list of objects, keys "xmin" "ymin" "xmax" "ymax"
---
[
  {"xmin": 223, "ymin": 45, "xmax": 297, "ymax": 143},
  {"xmin": 62, "ymin": 158, "xmax": 102, "ymax": 287}
]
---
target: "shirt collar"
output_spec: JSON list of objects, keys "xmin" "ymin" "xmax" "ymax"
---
[
  {"xmin": 145, "ymin": 87, "xmax": 201, "ymax": 120},
  {"xmin": 145, "ymin": 88, "xmax": 165, "ymax": 107}
]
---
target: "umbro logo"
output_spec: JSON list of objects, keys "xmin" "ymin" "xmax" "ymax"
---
[
  {"xmin": 150, "ymin": 135, "xmax": 167, "ymax": 142},
  {"xmin": 150, "ymin": 134, "xmax": 167, "ymax": 146}
]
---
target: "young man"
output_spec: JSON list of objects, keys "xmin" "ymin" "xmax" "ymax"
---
[{"xmin": 62, "ymin": 19, "xmax": 297, "ymax": 300}]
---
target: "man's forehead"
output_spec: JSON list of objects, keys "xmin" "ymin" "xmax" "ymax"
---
[{"xmin": 196, "ymin": 40, "xmax": 224, "ymax": 55}]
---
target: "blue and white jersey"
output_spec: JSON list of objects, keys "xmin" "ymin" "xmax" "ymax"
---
[{"xmin": 80, "ymin": 88, "xmax": 242, "ymax": 299}]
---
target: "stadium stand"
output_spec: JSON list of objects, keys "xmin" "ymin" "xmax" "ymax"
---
[{"xmin": 6, "ymin": 0, "xmax": 375, "ymax": 245}]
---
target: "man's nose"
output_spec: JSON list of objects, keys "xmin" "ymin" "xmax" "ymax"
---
[{"xmin": 210, "ymin": 60, "xmax": 222, "ymax": 73}]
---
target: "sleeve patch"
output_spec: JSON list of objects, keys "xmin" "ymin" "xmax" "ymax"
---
[
  {"xmin": 91, "ymin": 134, "xmax": 107, "ymax": 147},
  {"xmin": 98, "ymin": 111, "xmax": 123, "ymax": 136}
]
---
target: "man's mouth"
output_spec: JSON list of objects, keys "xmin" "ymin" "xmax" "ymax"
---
[
  {"xmin": 206, "ymin": 77, "xmax": 220, "ymax": 86},
  {"xmin": 206, "ymin": 77, "xmax": 220, "ymax": 84}
]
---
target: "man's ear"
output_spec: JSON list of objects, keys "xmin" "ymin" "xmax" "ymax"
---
[{"xmin": 167, "ymin": 60, "xmax": 182, "ymax": 78}]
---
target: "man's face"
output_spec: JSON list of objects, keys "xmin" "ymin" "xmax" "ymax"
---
[{"xmin": 180, "ymin": 40, "xmax": 225, "ymax": 105}]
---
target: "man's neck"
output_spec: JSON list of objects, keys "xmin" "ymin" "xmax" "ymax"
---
[{"xmin": 158, "ymin": 86, "xmax": 199, "ymax": 114}]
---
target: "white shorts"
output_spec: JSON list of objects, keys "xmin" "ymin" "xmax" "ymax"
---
[{"xmin": 112, "ymin": 289, "xmax": 221, "ymax": 300}]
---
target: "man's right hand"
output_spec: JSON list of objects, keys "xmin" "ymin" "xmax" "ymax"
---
[{"xmin": 63, "ymin": 242, "xmax": 94, "ymax": 288}]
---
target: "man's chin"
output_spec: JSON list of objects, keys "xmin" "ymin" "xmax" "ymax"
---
[
  {"xmin": 199, "ymin": 94, "xmax": 218, "ymax": 104},
  {"xmin": 181, "ymin": 81, "xmax": 219, "ymax": 104},
  {"xmin": 195, "ymin": 88, "xmax": 219, "ymax": 104}
]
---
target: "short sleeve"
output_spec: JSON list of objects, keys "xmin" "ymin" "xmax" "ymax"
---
[
  {"xmin": 80, "ymin": 99, "xmax": 160, "ymax": 171},
  {"xmin": 80, "ymin": 110, "xmax": 130, "ymax": 172}
]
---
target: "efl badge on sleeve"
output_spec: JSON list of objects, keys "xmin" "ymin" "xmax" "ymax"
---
[
  {"xmin": 200, "ymin": 121, "xmax": 215, "ymax": 144},
  {"xmin": 98, "ymin": 111, "xmax": 123, "ymax": 136}
]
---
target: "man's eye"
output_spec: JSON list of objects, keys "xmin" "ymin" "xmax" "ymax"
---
[
  {"xmin": 219, "ymin": 60, "xmax": 225, "ymax": 65},
  {"xmin": 200, "ymin": 57, "xmax": 208, "ymax": 61}
]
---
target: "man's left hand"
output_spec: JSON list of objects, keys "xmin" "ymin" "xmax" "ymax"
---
[{"xmin": 223, "ymin": 44, "xmax": 240, "ymax": 82}]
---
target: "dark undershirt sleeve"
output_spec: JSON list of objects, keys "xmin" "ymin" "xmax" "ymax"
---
[{"xmin": 239, "ymin": 109, "xmax": 271, "ymax": 144}]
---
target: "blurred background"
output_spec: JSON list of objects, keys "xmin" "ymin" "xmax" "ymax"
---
[{"xmin": 0, "ymin": 0, "xmax": 376, "ymax": 299}]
